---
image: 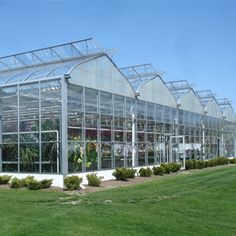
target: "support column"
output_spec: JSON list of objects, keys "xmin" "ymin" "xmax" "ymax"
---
[
  {"xmin": 61, "ymin": 77, "xmax": 68, "ymax": 175},
  {"xmin": 131, "ymin": 112, "xmax": 136, "ymax": 167},
  {"xmin": 0, "ymin": 113, "xmax": 2, "ymax": 172}
]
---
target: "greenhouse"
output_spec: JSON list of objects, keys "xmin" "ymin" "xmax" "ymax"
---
[{"xmin": 0, "ymin": 38, "xmax": 235, "ymax": 179}]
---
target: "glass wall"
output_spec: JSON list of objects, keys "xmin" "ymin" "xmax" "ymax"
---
[
  {"xmin": 0, "ymin": 79, "xmax": 235, "ymax": 175},
  {"xmin": 0, "ymin": 79, "xmax": 61, "ymax": 173}
]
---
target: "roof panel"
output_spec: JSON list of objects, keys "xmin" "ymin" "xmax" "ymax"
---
[
  {"xmin": 0, "ymin": 38, "xmax": 103, "ymax": 74},
  {"xmin": 120, "ymin": 64, "xmax": 163, "ymax": 92}
]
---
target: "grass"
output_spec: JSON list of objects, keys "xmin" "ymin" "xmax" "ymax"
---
[{"xmin": 1, "ymin": 165, "xmax": 236, "ymax": 236}]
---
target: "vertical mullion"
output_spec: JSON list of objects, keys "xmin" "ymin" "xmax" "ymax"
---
[
  {"xmin": 17, "ymin": 84, "xmax": 20, "ymax": 172},
  {"xmin": 39, "ymin": 81, "xmax": 42, "ymax": 173}
]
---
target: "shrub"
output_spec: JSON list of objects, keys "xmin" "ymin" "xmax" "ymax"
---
[
  {"xmin": 64, "ymin": 176, "xmax": 83, "ymax": 190},
  {"xmin": 208, "ymin": 159, "xmax": 217, "ymax": 167},
  {"xmin": 230, "ymin": 158, "xmax": 236, "ymax": 164},
  {"xmin": 27, "ymin": 179, "xmax": 42, "ymax": 190},
  {"xmin": 204, "ymin": 160, "xmax": 208, "ymax": 168},
  {"xmin": 112, "ymin": 168, "xmax": 136, "ymax": 181},
  {"xmin": 22, "ymin": 176, "xmax": 35, "ymax": 187},
  {"xmin": 0, "ymin": 175, "xmax": 12, "ymax": 184},
  {"xmin": 39, "ymin": 179, "xmax": 53, "ymax": 189},
  {"xmin": 171, "ymin": 163, "xmax": 182, "ymax": 172},
  {"xmin": 153, "ymin": 166, "xmax": 165, "ymax": 176},
  {"xmin": 86, "ymin": 173, "xmax": 102, "ymax": 187},
  {"xmin": 10, "ymin": 178, "xmax": 23, "ymax": 189},
  {"xmin": 196, "ymin": 160, "xmax": 205, "ymax": 169},
  {"xmin": 139, "ymin": 167, "xmax": 152, "ymax": 177},
  {"xmin": 185, "ymin": 160, "xmax": 193, "ymax": 170},
  {"xmin": 161, "ymin": 164, "xmax": 171, "ymax": 174},
  {"xmin": 216, "ymin": 157, "xmax": 229, "ymax": 165},
  {"xmin": 126, "ymin": 168, "xmax": 137, "ymax": 178},
  {"xmin": 192, "ymin": 160, "xmax": 198, "ymax": 169},
  {"xmin": 113, "ymin": 168, "xmax": 128, "ymax": 181}
]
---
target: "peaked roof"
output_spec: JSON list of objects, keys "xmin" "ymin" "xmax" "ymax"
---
[
  {"xmin": 0, "ymin": 38, "xmax": 107, "ymax": 86},
  {"xmin": 119, "ymin": 64, "xmax": 164, "ymax": 92}
]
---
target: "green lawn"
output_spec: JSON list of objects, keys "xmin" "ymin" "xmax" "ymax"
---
[{"xmin": 1, "ymin": 166, "xmax": 236, "ymax": 236}]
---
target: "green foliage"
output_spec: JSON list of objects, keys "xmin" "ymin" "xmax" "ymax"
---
[
  {"xmin": 185, "ymin": 157, "xmax": 233, "ymax": 170},
  {"xmin": 196, "ymin": 160, "xmax": 205, "ymax": 169},
  {"xmin": 10, "ymin": 178, "xmax": 23, "ymax": 189},
  {"xmin": 153, "ymin": 166, "xmax": 165, "ymax": 176},
  {"xmin": 230, "ymin": 158, "xmax": 236, "ymax": 164},
  {"xmin": 39, "ymin": 179, "xmax": 53, "ymax": 189},
  {"xmin": 64, "ymin": 175, "xmax": 83, "ymax": 190},
  {"xmin": 216, "ymin": 157, "xmax": 229, "ymax": 165},
  {"xmin": 160, "ymin": 164, "xmax": 171, "ymax": 174},
  {"xmin": 185, "ymin": 160, "xmax": 193, "ymax": 170},
  {"xmin": 86, "ymin": 173, "xmax": 102, "ymax": 187},
  {"xmin": 126, "ymin": 168, "xmax": 137, "ymax": 178},
  {"xmin": 86, "ymin": 143, "xmax": 97, "ymax": 168},
  {"xmin": 27, "ymin": 179, "xmax": 42, "ymax": 190},
  {"xmin": 22, "ymin": 176, "xmax": 35, "ymax": 187},
  {"xmin": 171, "ymin": 163, "xmax": 182, "ymax": 172},
  {"xmin": 139, "ymin": 167, "xmax": 152, "ymax": 177},
  {"xmin": 207, "ymin": 159, "xmax": 217, "ymax": 167},
  {"xmin": 0, "ymin": 175, "xmax": 12, "ymax": 184},
  {"xmin": 112, "ymin": 168, "xmax": 137, "ymax": 181}
]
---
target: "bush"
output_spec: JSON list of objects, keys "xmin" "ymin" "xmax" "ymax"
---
[
  {"xmin": 64, "ymin": 176, "xmax": 83, "ymax": 190},
  {"xmin": 204, "ymin": 160, "xmax": 209, "ymax": 168},
  {"xmin": 0, "ymin": 175, "xmax": 12, "ymax": 184},
  {"xmin": 161, "ymin": 164, "xmax": 171, "ymax": 174},
  {"xmin": 230, "ymin": 158, "xmax": 236, "ymax": 164},
  {"xmin": 27, "ymin": 179, "xmax": 42, "ymax": 190},
  {"xmin": 22, "ymin": 176, "xmax": 34, "ymax": 187},
  {"xmin": 39, "ymin": 179, "xmax": 53, "ymax": 189},
  {"xmin": 185, "ymin": 160, "xmax": 193, "ymax": 170},
  {"xmin": 112, "ymin": 168, "xmax": 136, "ymax": 181},
  {"xmin": 192, "ymin": 160, "xmax": 198, "ymax": 169},
  {"xmin": 196, "ymin": 160, "xmax": 205, "ymax": 169},
  {"xmin": 153, "ymin": 166, "xmax": 165, "ymax": 176},
  {"xmin": 171, "ymin": 163, "xmax": 182, "ymax": 172},
  {"xmin": 139, "ymin": 167, "xmax": 152, "ymax": 177},
  {"xmin": 86, "ymin": 173, "xmax": 102, "ymax": 187},
  {"xmin": 126, "ymin": 168, "xmax": 137, "ymax": 178},
  {"xmin": 113, "ymin": 168, "xmax": 128, "ymax": 181},
  {"xmin": 216, "ymin": 157, "xmax": 229, "ymax": 165},
  {"xmin": 10, "ymin": 178, "xmax": 23, "ymax": 189},
  {"xmin": 208, "ymin": 159, "xmax": 217, "ymax": 167}
]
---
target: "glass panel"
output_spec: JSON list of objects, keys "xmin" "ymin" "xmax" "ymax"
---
[
  {"xmin": 100, "ymin": 91, "xmax": 112, "ymax": 114},
  {"xmin": 41, "ymin": 80, "xmax": 61, "ymax": 134},
  {"xmin": 85, "ymin": 88, "xmax": 97, "ymax": 113},
  {"xmin": 125, "ymin": 143, "xmax": 133, "ymax": 167},
  {"xmin": 20, "ymin": 143, "xmax": 39, "ymax": 173},
  {"xmin": 0, "ymin": 86, "xmax": 18, "ymax": 133},
  {"xmin": 68, "ymin": 142, "xmax": 83, "ymax": 173},
  {"xmin": 86, "ymin": 142, "xmax": 98, "ymax": 171},
  {"xmin": 41, "ymin": 142, "xmax": 59, "ymax": 173},
  {"xmin": 2, "ymin": 144, "xmax": 18, "ymax": 162},
  {"xmin": 101, "ymin": 143, "xmax": 112, "ymax": 169},
  {"xmin": 114, "ymin": 116, "xmax": 124, "ymax": 142},
  {"xmin": 19, "ymin": 83, "xmax": 39, "ymax": 132},
  {"xmin": 138, "ymin": 143, "xmax": 145, "ymax": 166},
  {"xmin": 137, "ymin": 100, "xmax": 146, "ymax": 119},
  {"xmin": 101, "ymin": 115, "xmax": 112, "ymax": 141},
  {"xmin": 114, "ymin": 95, "xmax": 124, "ymax": 116},
  {"xmin": 68, "ymin": 85, "xmax": 83, "ymax": 141},
  {"xmin": 147, "ymin": 144, "xmax": 155, "ymax": 165},
  {"xmin": 85, "ymin": 114, "xmax": 97, "ymax": 141},
  {"xmin": 114, "ymin": 143, "xmax": 124, "ymax": 168}
]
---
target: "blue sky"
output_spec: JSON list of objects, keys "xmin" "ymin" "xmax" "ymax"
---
[{"xmin": 0, "ymin": 0, "xmax": 235, "ymax": 109}]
